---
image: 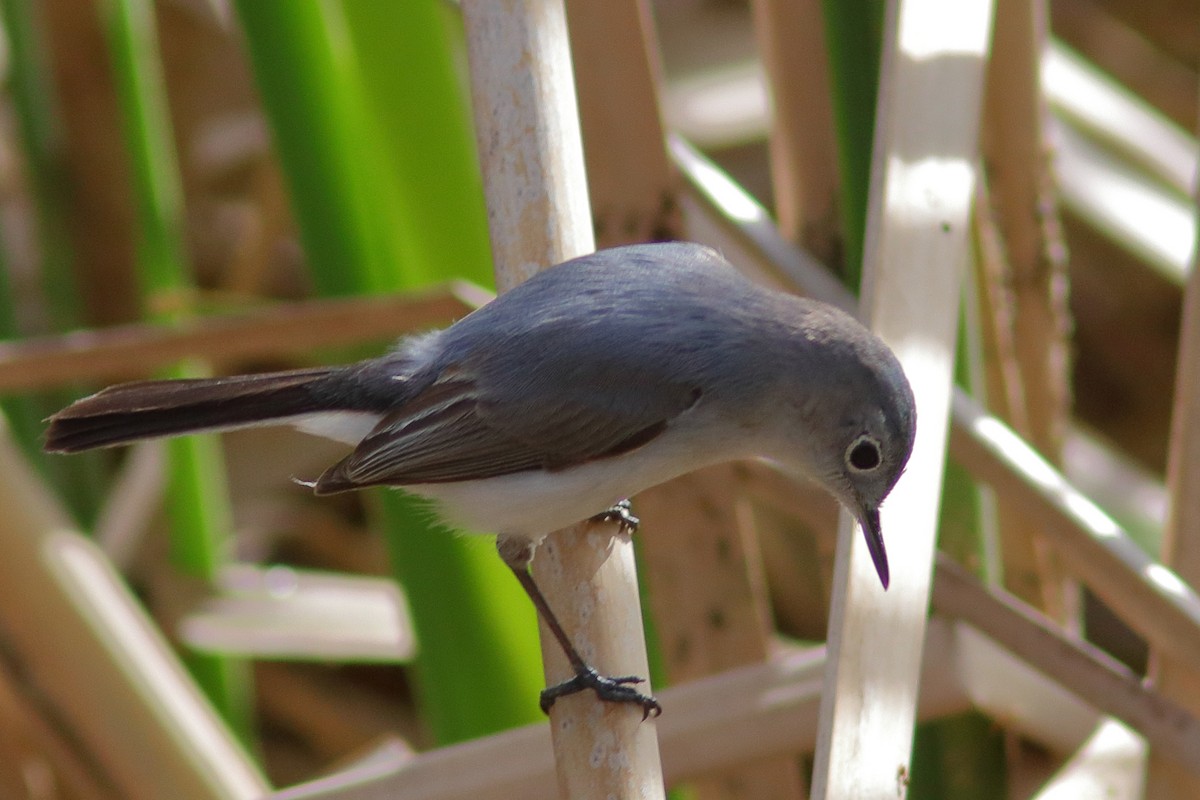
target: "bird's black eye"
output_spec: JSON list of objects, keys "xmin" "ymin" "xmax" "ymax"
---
[{"xmin": 846, "ymin": 435, "xmax": 882, "ymax": 472}]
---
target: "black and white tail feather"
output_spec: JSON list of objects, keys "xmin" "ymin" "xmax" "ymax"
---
[{"xmin": 44, "ymin": 367, "xmax": 348, "ymax": 451}]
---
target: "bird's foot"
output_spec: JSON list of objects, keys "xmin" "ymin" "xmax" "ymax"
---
[
  {"xmin": 589, "ymin": 499, "xmax": 639, "ymax": 534},
  {"xmin": 539, "ymin": 666, "xmax": 661, "ymax": 720}
]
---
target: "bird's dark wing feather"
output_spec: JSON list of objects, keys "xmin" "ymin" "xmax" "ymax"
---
[{"xmin": 312, "ymin": 362, "xmax": 701, "ymax": 493}]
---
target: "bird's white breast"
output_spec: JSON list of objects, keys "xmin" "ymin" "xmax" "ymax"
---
[{"xmin": 401, "ymin": 414, "xmax": 760, "ymax": 542}]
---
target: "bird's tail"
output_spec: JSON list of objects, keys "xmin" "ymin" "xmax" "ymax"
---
[{"xmin": 44, "ymin": 366, "xmax": 349, "ymax": 453}]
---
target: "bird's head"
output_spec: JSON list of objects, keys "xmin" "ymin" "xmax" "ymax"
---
[
  {"xmin": 820, "ymin": 345, "xmax": 915, "ymax": 589},
  {"xmin": 776, "ymin": 308, "xmax": 917, "ymax": 589}
]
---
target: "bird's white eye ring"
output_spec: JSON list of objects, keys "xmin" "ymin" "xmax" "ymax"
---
[{"xmin": 846, "ymin": 434, "xmax": 882, "ymax": 472}]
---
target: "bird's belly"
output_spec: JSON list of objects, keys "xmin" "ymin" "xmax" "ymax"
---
[{"xmin": 401, "ymin": 437, "xmax": 730, "ymax": 541}]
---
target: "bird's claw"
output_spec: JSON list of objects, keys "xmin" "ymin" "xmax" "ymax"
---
[
  {"xmin": 539, "ymin": 666, "xmax": 661, "ymax": 720},
  {"xmin": 589, "ymin": 499, "xmax": 640, "ymax": 534}
]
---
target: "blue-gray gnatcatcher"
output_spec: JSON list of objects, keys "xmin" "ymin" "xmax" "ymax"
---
[{"xmin": 45, "ymin": 242, "xmax": 916, "ymax": 716}]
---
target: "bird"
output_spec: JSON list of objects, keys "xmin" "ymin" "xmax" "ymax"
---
[{"xmin": 44, "ymin": 241, "xmax": 916, "ymax": 717}]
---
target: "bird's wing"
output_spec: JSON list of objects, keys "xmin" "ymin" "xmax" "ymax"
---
[{"xmin": 312, "ymin": 361, "xmax": 701, "ymax": 493}]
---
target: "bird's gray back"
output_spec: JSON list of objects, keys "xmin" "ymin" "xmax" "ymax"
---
[{"xmin": 433, "ymin": 243, "xmax": 795, "ymax": 391}]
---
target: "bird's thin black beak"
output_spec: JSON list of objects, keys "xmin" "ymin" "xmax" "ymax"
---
[{"xmin": 859, "ymin": 507, "xmax": 889, "ymax": 589}]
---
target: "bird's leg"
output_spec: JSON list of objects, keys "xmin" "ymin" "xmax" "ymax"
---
[{"xmin": 496, "ymin": 532, "xmax": 661, "ymax": 719}]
